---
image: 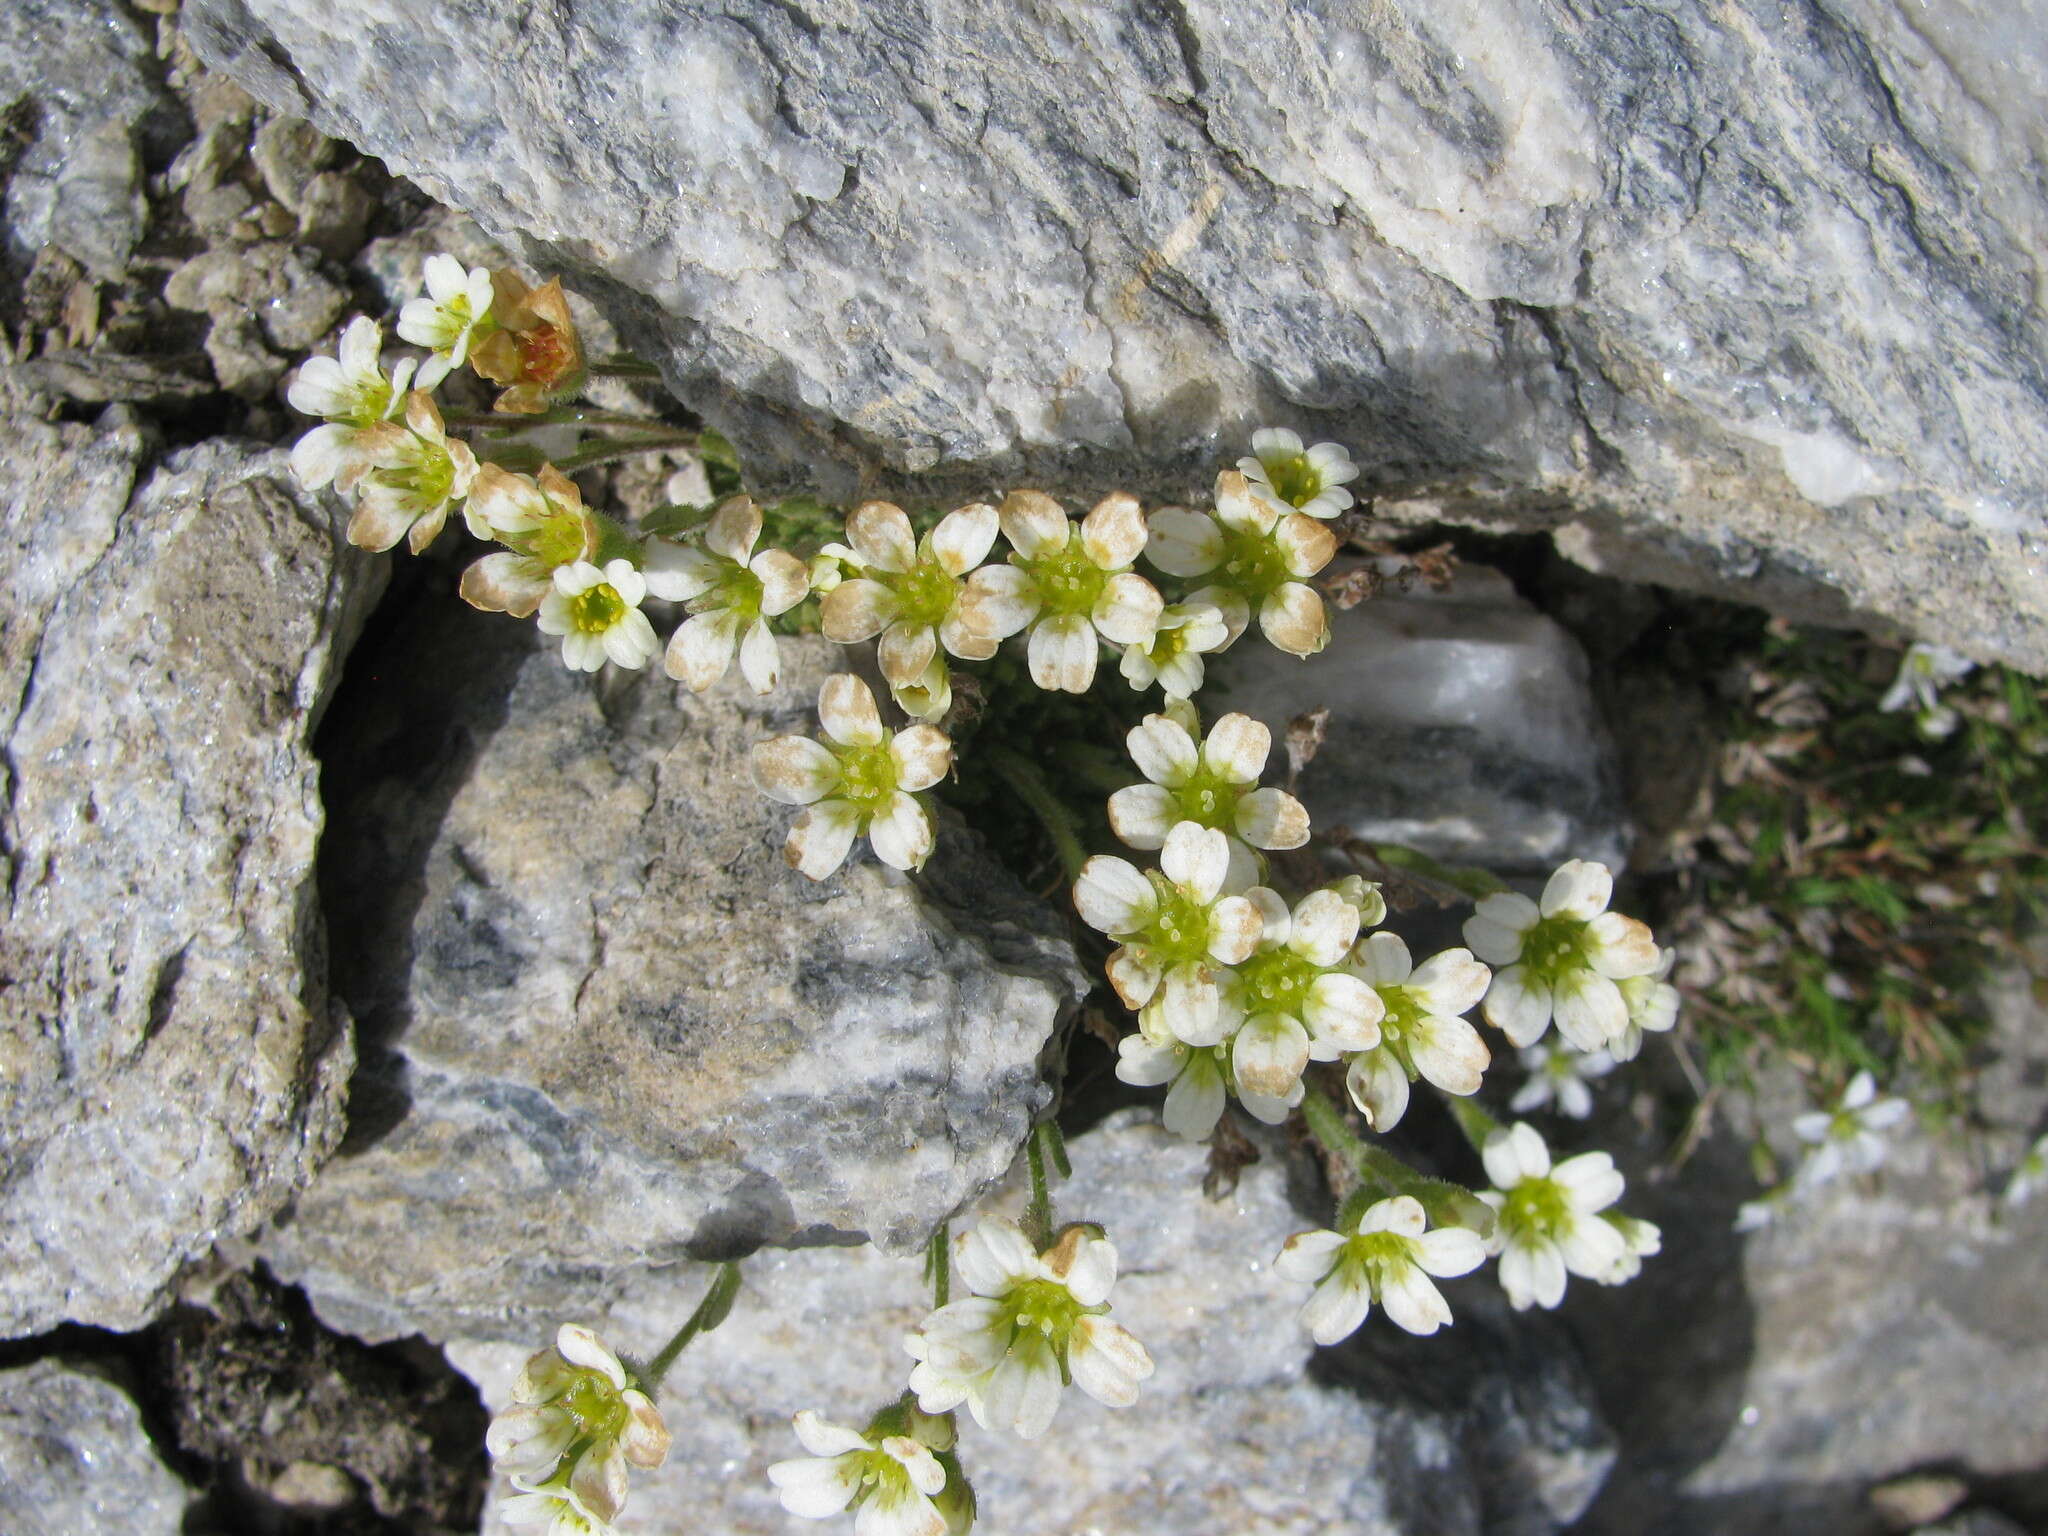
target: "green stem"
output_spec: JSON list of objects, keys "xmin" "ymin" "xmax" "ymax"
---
[
  {"xmin": 637, "ymin": 1262, "xmax": 741, "ymax": 1390},
  {"xmin": 984, "ymin": 747, "xmax": 1088, "ymax": 882},
  {"xmin": 446, "ymin": 405, "xmax": 678, "ymax": 432},
  {"xmin": 924, "ymin": 1222, "xmax": 950, "ymax": 1309},
  {"xmin": 1348, "ymin": 840, "xmax": 1509, "ymax": 903},
  {"xmin": 550, "ymin": 429, "xmax": 700, "ymax": 473},
  {"xmin": 1298, "ymin": 1084, "xmax": 1405, "ymax": 1197},
  {"xmin": 1023, "ymin": 1130, "xmax": 1055, "ymax": 1250}
]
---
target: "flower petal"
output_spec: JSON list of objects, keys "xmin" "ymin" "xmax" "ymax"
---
[
  {"xmin": 1074, "ymin": 856, "xmax": 1158, "ymax": 936},
  {"xmin": 1105, "ymin": 946, "xmax": 1163, "ymax": 1009},
  {"xmin": 665, "ymin": 608, "xmax": 743, "ymax": 691},
  {"xmin": 1273, "ymin": 1227, "xmax": 1346, "ymax": 1283},
  {"xmin": 752, "ymin": 735, "xmax": 841, "ymax": 805},
  {"xmin": 736, "ymin": 617, "xmax": 781, "ymax": 693},
  {"xmin": 704, "ymin": 496, "xmax": 763, "ymax": 563},
  {"xmin": 846, "ymin": 500, "xmax": 918, "ymax": 573},
  {"xmin": 1069, "ymin": 1315, "xmax": 1152, "ymax": 1406},
  {"xmin": 957, "ymin": 564, "xmax": 1039, "ymax": 639},
  {"xmin": 1299, "ymin": 1269, "xmax": 1372, "ymax": 1345},
  {"xmin": 1080, "ymin": 491, "xmax": 1147, "ymax": 570},
  {"xmin": 1092, "ymin": 570, "xmax": 1164, "ymax": 646},
  {"xmin": 1234, "ymin": 787, "xmax": 1310, "ymax": 850},
  {"xmin": 930, "ymin": 502, "xmax": 1000, "ymax": 575},
  {"xmin": 1127, "ymin": 714, "xmax": 1198, "ymax": 788},
  {"xmin": 879, "ymin": 620, "xmax": 940, "ymax": 688},
  {"xmin": 753, "ymin": 548, "xmax": 812, "ymax": 615},
  {"xmin": 1233, "ymin": 1011, "xmax": 1311, "ymax": 1098},
  {"xmin": 1484, "ymin": 965, "xmax": 1554, "ymax": 1047},
  {"xmin": 1541, "ymin": 859, "xmax": 1612, "ymax": 920},
  {"xmin": 1409, "ymin": 1013, "xmax": 1490, "ymax": 1095},
  {"xmin": 1143, "ymin": 508, "xmax": 1226, "ymax": 578},
  {"xmin": 999, "ymin": 489, "xmax": 1072, "ymax": 561},
  {"xmin": 822, "ymin": 578, "xmax": 902, "ymax": 643},
  {"xmin": 787, "ymin": 799, "xmax": 863, "ymax": 880},
  {"xmin": 1346, "ymin": 1048, "xmax": 1411, "ymax": 1130},
  {"xmin": 1107, "ymin": 783, "xmax": 1176, "ymax": 849},
  {"xmin": 1288, "ymin": 889, "xmax": 1359, "ymax": 967},
  {"xmin": 1258, "ymin": 582, "xmax": 1329, "ymax": 657},
  {"xmin": 1206, "ymin": 895, "xmax": 1263, "ymax": 966},
  {"xmin": 769, "ymin": 1453, "xmax": 864, "ymax": 1518},
  {"xmin": 819, "ymin": 674, "xmax": 886, "ymax": 748},
  {"xmin": 1028, "ymin": 612, "xmax": 1098, "ymax": 692},
  {"xmin": 1161, "ymin": 1051, "xmax": 1226, "ymax": 1139},
  {"xmin": 867, "ymin": 791, "xmax": 935, "ymax": 871},
  {"xmin": 1553, "ymin": 972, "xmax": 1627, "ymax": 1052},
  {"xmin": 1274, "ymin": 511, "xmax": 1337, "ymax": 578},
  {"xmin": 1303, "ymin": 972, "xmax": 1385, "ymax": 1055}
]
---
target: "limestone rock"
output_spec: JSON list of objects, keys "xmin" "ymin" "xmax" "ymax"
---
[
  {"xmin": 1213, "ymin": 561, "xmax": 1628, "ymax": 875},
  {"xmin": 0, "ymin": 415, "xmax": 379, "ymax": 1335},
  {"xmin": 0, "ymin": 1360, "xmax": 194, "ymax": 1536},
  {"xmin": 454, "ymin": 1109, "xmax": 1614, "ymax": 1536},
  {"xmin": 186, "ymin": 0, "xmax": 2048, "ymax": 668},
  {"xmin": 0, "ymin": 0, "xmax": 182, "ymax": 283},
  {"xmin": 265, "ymin": 611, "xmax": 1084, "ymax": 1345}
]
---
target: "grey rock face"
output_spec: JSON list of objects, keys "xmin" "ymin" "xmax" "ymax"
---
[
  {"xmin": 186, "ymin": 0, "xmax": 2048, "ymax": 668},
  {"xmin": 454, "ymin": 1110, "xmax": 1613, "ymax": 1536},
  {"xmin": 0, "ymin": 416, "xmax": 377, "ymax": 1335},
  {"xmin": 0, "ymin": 0, "xmax": 183, "ymax": 282},
  {"xmin": 1214, "ymin": 561, "xmax": 1627, "ymax": 874},
  {"xmin": 266, "ymin": 618, "xmax": 1083, "ymax": 1345},
  {"xmin": 0, "ymin": 1360, "xmax": 194, "ymax": 1536}
]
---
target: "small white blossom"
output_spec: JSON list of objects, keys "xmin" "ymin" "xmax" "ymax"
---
[
  {"xmin": 905, "ymin": 1217, "xmax": 1153, "ymax": 1440},
  {"xmin": 2003, "ymin": 1133, "xmax": 2048, "ymax": 1208},
  {"xmin": 1879, "ymin": 642, "xmax": 1974, "ymax": 740},
  {"xmin": 1342, "ymin": 933, "xmax": 1491, "ymax": 1132},
  {"xmin": 1113, "ymin": 1035, "xmax": 1233, "ymax": 1140},
  {"xmin": 1143, "ymin": 471, "xmax": 1335, "ymax": 656},
  {"xmin": 1117, "ymin": 599, "xmax": 1236, "ymax": 698},
  {"xmin": 751, "ymin": 676, "xmax": 952, "ymax": 879},
  {"xmin": 1600, "ymin": 1213, "xmax": 1662, "ymax": 1283},
  {"xmin": 1107, "ymin": 709, "xmax": 1309, "ymax": 889},
  {"xmin": 499, "ymin": 1487, "xmax": 615, "ymax": 1536},
  {"xmin": 537, "ymin": 559, "xmax": 660, "ymax": 673},
  {"xmin": 1509, "ymin": 1042, "xmax": 1616, "ymax": 1120},
  {"xmin": 1238, "ymin": 427, "xmax": 1359, "ymax": 520},
  {"xmin": 1791, "ymin": 1070, "xmax": 1910, "ymax": 1186},
  {"xmin": 398, "ymin": 252, "xmax": 497, "ymax": 389},
  {"xmin": 458, "ymin": 465, "xmax": 599, "ymax": 617},
  {"xmin": 486, "ymin": 1324, "xmax": 669, "ymax": 1530},
  {"xmin": 957, "ymin": 490, "xmax": 1163, "ymax": 692},
  {"xmin": 1274, "ymin": 1195, "xmax": 1487, "ymax": 1342},
  {"xmin": 288, "ymin": 317, "xmax": 416, "ymax": 491},
  {"xmin": 1463, "ymin": 860, "xmax": 1661, "ymax": 1051},
  {"xmin": 1610, "ymin": 946, "xmax": 1680, "ymax": 1063},
  {"xmin": 1073, "ymin": 822, "xmax": 1263, "ymax": 1048},
  {"xmin": 767, "ymin": 1406, "xmax": 967, "ymax": 1536},
  {"xmin": 346, "ymin": 390, "xmax": 478, "ymax": 554},
  {"xmin": 652, "ymin": 496, "xmax": 810, "ymax": 695},
  {"xmin": 1228, "ymin": 886, "xmax": 1384, "ymax": 1105},
  {"xmin": 821, "ymin": 500, "xmax": 1002, "ymax": 716},
  {"xmin": 1476, "ymin": 1122, "xmax": 1633, "ymax": 1311}
]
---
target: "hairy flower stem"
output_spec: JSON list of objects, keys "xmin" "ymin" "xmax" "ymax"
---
[
  {"xmin": 1299, "ymin": 1085, "xmax": 1407, "ymax": 1200},
  {"xmin": 986, "ymin": 746, "xmax": 1088, "ymax": 881},
  {"xmin": 588, "ymin": 356, "xmax": 665, "ymax": 379},
  {"xmin": 636, "ymin": 1261, "xmax": 742, "ymax": 1390},
  {"xmin": 1024, "ymin": 1129, "xmax": 1056, "ymax": 1250},
  {"xmin": 924, "ymin": 1222, "xmax": 950, "ymax": 1308},
  {"xmin": 549, "ymin": 430, "xmax": 701, "ymax": 473},
  {"xmin": 1443, "ymin": 1093, "xmax": 1504, "ymax": 1157}
]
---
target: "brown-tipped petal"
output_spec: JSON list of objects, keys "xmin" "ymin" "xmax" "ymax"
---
[
  {"xmin": 535, "ymin": 463, "xmax": 585, "ymax": 510},
  {"xmin": 845, "ymin": 500, "xmax": 919, "ymax": 573},
  {"xmin": 618, "ymin": 1390, "xmax": 672, "ymax": 1468},
  {"xmin": 1028, "ymin": 612, "xmax": 1099, "ymax": 692},
  {"xmin": 998, "ymin": 488, "xmax": 1072, "ymax": 560},
  {"xmin": 821, "ymin": 578, "xmax": 900, "ymax": 643},
  {"xmin": 347, "ymin": 494, "xmax": 415, "ymax": 554},
  {"xmin": 818, "ymin": 673, "xmax": 885, "ymax": 748},
  {"xmin": 787, "ymin": 798, "xmax": 863, "ymax": 880},
  {"xmin": 890, "ymin": 723, "xmax": 954, "ymax": 791},
  {"xmin": 1275, "ymin": 511, "xmax": 1338, "ymax": 578},
  {"xmin": 929, "ymin": 501, "xmax": 1000, "ymax": 575},
  {"xmin": 1080, "ymin": 490, "xmax": 1147, "ymax": 570},
  {"xmin": 878, "ymin": 620, "xmax": 940, "ymax": 688},
  {"xmin": 958, "ymin": 564, "xmax": 1039, "ymax": 639},
  {"xmin": 459, "ymin": 551, "xmax": 553, "ymax": 616},
  {"xmin": 1259, "ymin": 583, "xmax": 1330, "ymax": 657},
  {"xmin": 752, "ymin": 736, "xmax": 842, "ymax": 805},
  {"xmin": 752, "ymin": 547, "xmax": 811, "ymax": 615},
  {"xmin": 938, "ymin": 608, "xmax": 1000, "ymax": 662},
  {"xmin": 704, "ymin": 495, "xmax": 763, "ymax": 563},
  {"xmin": 1091, "ymin": 570, "xmax": 1164, "ymax": 646}
]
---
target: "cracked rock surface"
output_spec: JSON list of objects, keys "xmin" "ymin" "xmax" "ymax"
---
[
  {"xmin": 0, "ymin": 1359, "xmax": 194, "ymax": 1536},
  {"xmin": 187, "ymin": 0, "xmax": 2048, "ymax": 667},
  {"xmin": 0, "ymin": 415, "xmax": 378, "ymax": 1336},
  {"xmin": 268, "ymin": 609, "xmax": 1083, "ymax": 1344}
]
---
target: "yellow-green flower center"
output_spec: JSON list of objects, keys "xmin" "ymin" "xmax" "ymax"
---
[
  {"xmin": 1502, "ymin": 1176, "xmax": 1571, "ymax": 1237},
  {"xmin": 1261, "ymin": 453, "xmax": 1323, "ymax": 508},
  {"xmin": 1018, "ymin": 535, "xmax": 1106, "ymax": 617},
  {"xmin": 891, "ymin": 558, "xmax": 961, "ymax": 629},
  {"xmin": 835, "ymin": 741, "xmax": 900, "ymax": 811},
  {"xmin": 1214, "ymin": 525, "xmax": 1293, "ymax": 601},
  {"xmin": 702, "ymin": 562, "xmax": 765, "ymax": 623},
  {"xmin": 1237, "ymin": 945, "xmax": 1318, "ymax": 1016},
  {"xmin": 569, "ymin": 583, "xmax": 626, "ymax": 633},
  {"xmin": 1169, "ymin": 764, "xmax": 1243, "ymax": 831},
  {"xmin": 1142, "ymin": 876, "xmax": 1214, "ymax": 967},
  {"xmin": 518, "ymin": 511, "xmax": 589, "ymax": 569},
  {"xmin": 1003, "ymin": 1277, "xmax": 1094, "ymax": 1345},
  {"xmin": 1519, "ymin": 914, "xmax": 1593, "ymax": 986},
  {"xmin": 560, "ymin": 1372, "xmax": 628, "ymax": 1441},
  {"xmin": 378, "ymin": 440, "xmax": 454, "ymax": 506}
]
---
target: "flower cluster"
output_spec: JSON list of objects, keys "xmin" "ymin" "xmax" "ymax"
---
[
  {"xmin": 769, "ymin": 1404, "xmax": 973, "ymax": 1536},
  {"xmin": 486, "ymin": 1325, "xmax": 670, "ymax": 1534}
]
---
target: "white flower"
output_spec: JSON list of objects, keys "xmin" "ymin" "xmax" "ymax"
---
[
  {"xmin": 957, "ymin": 490, "xmax": 1163, "ymax": 692},
  {"xmin": 1600, "ymin": 1213, "xmax": 1662, "ymax": 1283},
  {"xmin": 499, "ymin": 1487, "xmax": 615, "ymax": 1536},
  {"xmin": 1879, "ymin": 642, "xmax": 1974, "ymax": 719},
  {"xmin": 821, "ymin": 500, "xmax": 1002, "ymax": 717},
  {"xmin": 537, "ymin": 559, "xmax": 660, "ymax": 672},
  {"xmin": 458, "ymin": 465, "xmax": 599, "ymax": 617},
  {"xmin": 2003, "ymin": 1133, "xmax": 2048, "ymax": 1208},
  {"xmin": 1463, "ymin": 860, "xmax": 1661, "ymax": 1051},
  {"xmin": 1238, "ymin": 427, "xmax": 1359, "ymax": 520},
  {"xmin": 1073, "ymin": 822, "xmax": 1263, "ymax": 1048},
  {"xmin": 486, "ymin": 1324, "xmax": 669, "ymax": 1529},
  {"xmin": 1791, "ymin": 1070, "xmax": 1910, "ymax": 1186},
  {"xmin": 397, "ymin": 252, "xmax": 497, "ymax": 389},
  {"xmin": 1117, "ymin": 598, "xmax": 1236, "ymax": 698},
  {"xmin": 1610, "ymin": 946, "xmax": 1679, "ymax": 1063},
  {"xmin": 287, "ymin": 316, "xmax": 416, "ymax": 491},
  {"xmin": 1341, "ymin": 933, "xmax": 1491, "ymax": 1131},
  {"xmin": 1113, "ymin": 1035, "xmax": 1233, "ymax": 1140},
  {"xmin": 1274, "ymin": 1194, "xmax": 1486, "ymax": 1342},
  {"xmin": 905, "ymin": 1218, "xmax": 1153, "ymax": 1440},
  {"xmin": 651, "ymin": 496, "xmax": 810, "ymax": 695},
  {"xmin": 751, "ymin": 675, "xmax": 952, "ymax": 879},
  {"xmin": 1143, "ymin": 471, "xmax": 1335, "ymax": 656},
  {"xmin": 767, "ymin": 1406, "xmax": 966, "ymax": 1536},
  {"xmin": 346, "ymin": 391, "xmax": 479, "ymax": 554},
  {"xmin": 1475, "ymin": 1122, "xmax": 1633, "ymax": 1311},
  {"xmin": 1509, "ymin": 1042, "xmax": 1616, "ymax": 1120},
  {"xmin": 1107, "ymin": 709, "xmax": 1309, "ymax": 889},
  {"xmin": 1228, "ymin": 886, "xmax": 1384, "ymax": 1103}
]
